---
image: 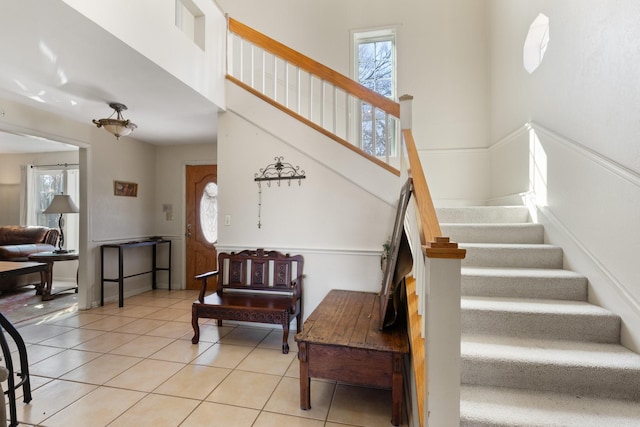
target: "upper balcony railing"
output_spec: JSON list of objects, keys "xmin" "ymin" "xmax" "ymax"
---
[{"xmin": 227, "ymin": 18, "xmax": 400, "ymax": 176}]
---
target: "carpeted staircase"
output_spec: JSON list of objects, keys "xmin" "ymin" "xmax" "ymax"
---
[{"xmin": 438, "ymin": 206, "xmax": 640, "ymax": 426}]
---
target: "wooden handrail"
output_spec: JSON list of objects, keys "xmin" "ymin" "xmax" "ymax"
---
[
  {"xmin": 402, "ymin": 129, "xmax": 441, "ymax": 244},
  {"xmin": 402, "ymin": 129, "xmax": 466, "ymax": 259},
  {"xmin": 228, "ymin": 76, "xmax": 400, "ymax": 176},
  {"xmin": 229, "ymin": 17, "xmax": 400, "ymax": 119}
]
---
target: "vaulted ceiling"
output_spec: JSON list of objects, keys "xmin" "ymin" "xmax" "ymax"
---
[{"xmin": 0, "ymin": 0, "xmax": 220, "ymax": 151}]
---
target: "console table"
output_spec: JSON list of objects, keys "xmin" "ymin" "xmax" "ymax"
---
[
  {"xmin": 100, "ymin": 239, "xmax": 171, "ymax": 307},
  {"xmin": 295, "ymin": 289, "xmax": 410, "ymax": 426}
]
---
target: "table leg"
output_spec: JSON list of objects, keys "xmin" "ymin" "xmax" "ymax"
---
[
  {"xmin": 118, "ymin": 247, "xmax": 124, "ymax": 307},
  {"xmin": 34, "ymin": 270, "xmax": 45, "ymax": 295},
  {"xmin": 391, "ymin": 352, "xmax": 404, "ymax": 426},
  {"xmin": 41, "ymin": 262, "xmax": 54, "ymax": 301},
  {"xmin": 298, "ymin": 341, "xmax": 311, "ymax": 410}
]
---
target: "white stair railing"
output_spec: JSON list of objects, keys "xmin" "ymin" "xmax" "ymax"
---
[{"xmin": 227, "ymin": 18, "xmax": 400, "ymax": 174}]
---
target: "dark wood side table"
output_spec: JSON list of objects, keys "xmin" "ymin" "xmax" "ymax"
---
[
  {"xmin": 295, "ymin": 289, "xmax": 410, "ymax": 426},
  {"xmin": 27, "ymin": 252, "xmax": 79, "ymax": 301}
]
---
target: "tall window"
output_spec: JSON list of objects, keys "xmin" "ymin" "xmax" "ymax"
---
[
  {"xmin": 34, "ymin": 167, "xmax": 80, "ymax": 251},
  {"xmin": 353, "ymin": 28, "xmax": 397, "ymax": 157}
]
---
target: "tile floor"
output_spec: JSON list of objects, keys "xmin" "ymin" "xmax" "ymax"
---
[{"xmin": 3, "ymin": 289, "xmax": 406, "ymax": 426}]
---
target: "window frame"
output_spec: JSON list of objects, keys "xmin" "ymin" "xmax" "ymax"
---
[
  {"xmin": 33, "ymin": 166, "xmax": 80, "ymax": 251},
  {"xmin": 351, "ymin": 26, "xmax": 398, "ymax": 158}
]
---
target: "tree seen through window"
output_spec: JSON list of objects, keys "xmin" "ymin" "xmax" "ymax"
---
[{"xmin": 355, "ymin": 33, "xmax": 396, "ymax": 157}]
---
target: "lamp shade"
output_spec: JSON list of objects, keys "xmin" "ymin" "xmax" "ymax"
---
[{"xmin": 43, "ymin": 194, "xmax": 79, "ymax": 214}]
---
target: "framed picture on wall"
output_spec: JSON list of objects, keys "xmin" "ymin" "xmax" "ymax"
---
[{"xmin": 114, "ymin": 181, "xmax": 138, "ymax": 197}]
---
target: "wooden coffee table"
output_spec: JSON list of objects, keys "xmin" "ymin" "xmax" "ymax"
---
[
  {"xmin": 27, "ymin": 252, "xmax": 79, "ymax": 301},
  {"xmin": 0, "ymin": 261, "xmax": 47, "ymax": 280},
  {"xmin": 295, "ymin": 289, "xmax": 410, "ymax": 426}
]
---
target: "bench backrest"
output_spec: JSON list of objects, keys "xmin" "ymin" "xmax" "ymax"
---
[{"xmin": 217, "ymin": 248, "xmax": 304, "ymax": 294}]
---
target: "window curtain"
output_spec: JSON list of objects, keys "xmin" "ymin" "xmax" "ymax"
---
[
  {"xmin": 19, "ymin": 164, "xmax": 37, "ymax": 226},
  {"xmin": 65, "ymin": 168, "xmax": 80, "ymax": 250}
]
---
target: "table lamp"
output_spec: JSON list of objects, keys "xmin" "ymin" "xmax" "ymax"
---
[{"xmin": 43, "ymin": 194, "xmax": 79, "ymax": 253}]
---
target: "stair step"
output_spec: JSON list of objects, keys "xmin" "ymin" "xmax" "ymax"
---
[
  {"xmin": 462, "ymin": 335, "xmax": 640, "ymax": 401},
  {"xmin": 448, "ymin": 205, "xmax": 640, "ymax": 426},
  {"xmin": 461, "ymin": 384, "xmax": 640, "ymax": 427},
  {"xmin": 437, "ymin": 206, "xmax": 530, "ymax": 224},
  {"xmin": 461, "ymin": 297, "xmax": 620, "ymax": 343},
  {"xmin": 462, "ymin": 267, "xmax": 587, "ymax": 301},
  {"xmin": 461, "ymin": 243, "xmax": 564, "ymax": 269},
  {"xmin": 442, "ymin": 223, "xmax": 544, "ymax": 244}
]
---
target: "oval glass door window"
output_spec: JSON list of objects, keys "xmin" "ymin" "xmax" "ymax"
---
[{"xmin": 200, "ymin": 182, "xmax": 218, "ymax": 244}]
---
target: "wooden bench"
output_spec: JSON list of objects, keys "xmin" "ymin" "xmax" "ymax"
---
[
  {"xmin": 191, "ymin": 248, "xmax": 304, "ymax": 354},
  {"xmin": 295, "ymin": 289, "xmax": 410, "ymax": 426}
]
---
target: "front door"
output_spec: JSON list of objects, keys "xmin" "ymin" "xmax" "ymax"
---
[{"xmin": 185, "ymin": 165, "xmax": 217, "ymax": 290}]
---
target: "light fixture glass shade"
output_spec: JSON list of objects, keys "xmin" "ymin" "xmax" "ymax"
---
[
  {"xmin": 93, "ymin": 102, "xmax": 137, "ymax": 140},
  {"xmin": 43, "ymin": 194, "xmax": 79, "ymax": 214},
  {"xmin": 97, "ymin": 119, "xmax": 136, "ymax": 139}
]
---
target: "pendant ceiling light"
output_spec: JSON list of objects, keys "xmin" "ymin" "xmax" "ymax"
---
[{"xmin": 92, "ymin": 102, "xmax": 137, "ymax": 140}]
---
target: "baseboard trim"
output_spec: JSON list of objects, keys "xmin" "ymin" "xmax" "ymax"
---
[{"xmin": 536, "ymin": 205, "xmax": 640, "ymax": 351}]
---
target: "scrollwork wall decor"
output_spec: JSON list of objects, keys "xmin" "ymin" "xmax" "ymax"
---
[{"xmin": 254, "ymin": 156, "xmax": 306, "ymax": 228}]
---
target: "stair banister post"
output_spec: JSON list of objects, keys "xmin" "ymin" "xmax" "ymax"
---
[
  {"xmin": 424, "ymin": 238, "xmax": 465, "ymax": 426},
  {"xmin": 400, "ymin": 94, "xmax": 413, "ymax": 130}
]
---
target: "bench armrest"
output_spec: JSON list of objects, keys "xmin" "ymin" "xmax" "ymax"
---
[
  {"xmin": 290, "ymin": 274, "xmax": 304, "ymax": 301},
  {"xmin": 289, "ymin": 274, "xmax": 304, "ymax": 321},
  {"xmin": 195, "ymin": 270, "xmax": 219, "ymax": 303}
]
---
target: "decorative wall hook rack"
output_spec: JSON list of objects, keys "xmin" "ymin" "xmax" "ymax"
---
[
  {"xmin": 254, "ymin": 156, "xmax": 306, "ymax": 228},
  {"xmin": 254, "ymin": 156, "xmax": 306, "ymax": 187}
]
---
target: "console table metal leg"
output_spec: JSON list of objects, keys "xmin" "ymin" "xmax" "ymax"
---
[
  {"xmin": 118, "ymin": 247, "xmax": 124, "ymax": 307},
  {"xmin": 100, "ymin": 246, "xmax": 105, "ymax": 306},
  {"xmin": 168, "ymin": 240, "xmax": 172, "ymax": 290},
  {"xmin": 152, "ymin": 244, "xmax": 157, "ymax": 290}
]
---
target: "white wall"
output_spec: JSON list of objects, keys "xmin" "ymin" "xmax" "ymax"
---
[
  {"xmin": 490, "ymin": 0, "xmax": 640, "ymax": 171},
  {"xmin": 488, "ymin": 1, "xmax": 640, "ymax": 351},
  {"xmin": 0, "ymin": 184, "xmax": 19, "ymax": 225},
  {"xmin": 85, "ymin": 115, "xmax": 160, "ymax": 307},
  {"xmin": 216, "ymin": 0, "xmax": 491, "ymax": 204},
  {"xmin": 217, "ymin": 101, "xmax": 397, "ymax": 317}
]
